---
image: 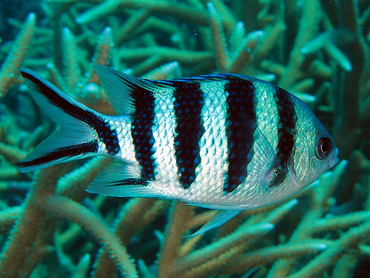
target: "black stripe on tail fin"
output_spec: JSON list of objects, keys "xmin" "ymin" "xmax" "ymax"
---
[
  {"xmin": 16, "ymin": 141, "xmax": 98, "ymax": 169},
  {"xmin": 16, "ymin": 68, "xmax": 118, "ymax": 172}
]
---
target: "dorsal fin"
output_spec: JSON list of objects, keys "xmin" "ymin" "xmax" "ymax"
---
[{"xmin": 93, "ymin": 65, "xmax": 157, "ymax": 115}]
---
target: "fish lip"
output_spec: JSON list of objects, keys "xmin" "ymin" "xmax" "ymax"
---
[{"xmin": 329, "ymin": 147, "xmax": 339, "ymax": 168}]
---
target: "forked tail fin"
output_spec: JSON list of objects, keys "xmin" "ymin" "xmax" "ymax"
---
[{"xmin": 16, "ymin": 68, "xmax": 112, "ymax": 172}]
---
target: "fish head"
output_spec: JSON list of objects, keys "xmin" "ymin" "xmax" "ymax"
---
[
  {"xmin": 292, "ymin": 116, "xmax": 339, "ymax": 188},
  {"xmin": 307, "ymin": 131, "xmax": 338, "ymax": 182}
]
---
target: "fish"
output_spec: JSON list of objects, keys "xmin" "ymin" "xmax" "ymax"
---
[{"xmin": 16, "ymin": 66, "xmax": 339, "ymax": 236}]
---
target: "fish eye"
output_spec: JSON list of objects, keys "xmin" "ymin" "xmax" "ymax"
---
[{"xmin": 316, "ymin": 136, "xmax": 332, "ymax": 159}]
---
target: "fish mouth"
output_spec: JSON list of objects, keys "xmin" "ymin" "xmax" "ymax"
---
[{"xmin": 329, "ymin": 147, "xmax": 339, "ymax": 168}]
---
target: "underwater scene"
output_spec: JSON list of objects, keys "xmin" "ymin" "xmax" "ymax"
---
[{"xmin": 1, "ymin": 0, "xmax": 370, "ymax": 277}]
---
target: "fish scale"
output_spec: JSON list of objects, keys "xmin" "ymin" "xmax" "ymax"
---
[
  {"xmin": 152, "ymin": 91, "xmax": 178, "ymax": 191},
  {"xmin": 16, "ymin": 66, "xmax": 339, "ymax": 235}
]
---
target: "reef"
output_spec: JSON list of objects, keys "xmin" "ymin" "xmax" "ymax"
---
[{"xmin": 0, "ymin": 0, "xmax": 370, "ymax": 277}]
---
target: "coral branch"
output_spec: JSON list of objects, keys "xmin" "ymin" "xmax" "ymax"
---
[
  {"xmin": 114, "ymin": 9, "xmax": 152, "ymax": 45},
  {"xmin": 222, "ymin": 241, "xmax": 327, "ymax": 275},
  {"xmin": 332, "ymin": 0, "xmax": 366, "ymax": 157},
  {"xmin": 288, "ymin": 221, "xmax": 370, "ymax": 278},
  {"xmin": 62, "ymin": 27, "xmax": 81, "ymax": 95},
  {"xmin": 157, "ymin": 202, "xmax": 194, "ymax": 278},
  {"xmin": 0, "ymin": 143, "xmax": 27, "ymax": 163},
  {"xmin": 57, "ymin": 157, "xmax": 113, "ymax": 201},
  {"xmin": 207, "ymin": 2, "xmax": 229, "ymax": 71},
  {"xmin": 42, "ymin": 194, "xmax": 139, "ymax": 278},
  {"xmin": 176, "ymin": 222, "xmax": 274, "ymax": 277},
  {"xmin": 279, "ymin": 0, "xmax": 322, "ymax": 89},
  {"xmin": 92, "ymin": 198, "xmax": 167, "ymax": 278},
  {"xmin": 0, "ymin": 206, "xmax": 21, "ymax": 233},
  {"xmin": 0, "ymin": 13, "xmax": 35, "ymax": 97},
  {"xmin": 76, "ymin": 0, "xmax": 208, "ymax": 28},
  {"xmin": 313, "ymin": 211, "xmax": 370, "ymax": 232},
  {"xmin": 85, "ymin": 27, "xmax": 114, "ymax": 85},
  {"xmin": 0, "ymin": 166, "xmax": 63, "ymax": 277}
]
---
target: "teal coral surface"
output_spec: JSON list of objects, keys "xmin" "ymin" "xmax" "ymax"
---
[{"xmin": 0, "ymin": 0, "xmax": 370, "ymax": 277}]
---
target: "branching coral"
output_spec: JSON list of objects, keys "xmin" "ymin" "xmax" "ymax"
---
[
  {"xmin": 0, "ymin": 0, "xmax": 370, "ymax": 277},
  {"xmin": 0, "ymin": 13, "xmax": 35, "ymax": 96}
]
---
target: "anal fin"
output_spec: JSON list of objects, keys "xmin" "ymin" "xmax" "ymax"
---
[{"xmin": 86, "ymin": 161, "xmax": 163, "ymax": 198}]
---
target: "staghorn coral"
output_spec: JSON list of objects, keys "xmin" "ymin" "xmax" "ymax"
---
[
  {"xmin": 0, "ymin": 0, "xmax": 370, "ymax": 277},
  {"xmin": 0, "ymin": 13, "xmax": 36, "ymax": 96}
]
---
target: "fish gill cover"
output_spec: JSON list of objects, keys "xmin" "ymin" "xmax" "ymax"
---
[{"xmin": 0, "ymin": 0, "xmax": 369, "ymax": 277}]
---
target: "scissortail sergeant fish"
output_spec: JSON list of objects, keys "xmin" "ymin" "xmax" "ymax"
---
[{"xmin": 17, "ymin": 66, "xmax": 339, "ymax": 235}]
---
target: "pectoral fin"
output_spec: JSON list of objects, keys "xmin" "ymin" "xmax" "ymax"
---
[{"xmin": 185, "ymin": 209, "xmax": 242, "ymax": 237}]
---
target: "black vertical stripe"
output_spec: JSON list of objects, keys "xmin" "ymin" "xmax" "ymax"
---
[
  {"xmin": 21, "ymin": 70, "xmax": 120, "ymax": 156},
  {"xmin": 173, "ymin": 82, "xmax": 204, "ymax": 189},
  {"xmin": 270, "ymin": 87, "xmax": 297, "ymax": 186},
  {"xmin": 224, "ymin": 78, "xmax": 257, "ymax": 193},
  {"xmin": 131, "ymin": 87, "xmax": 156, "ymax": 181},
  {"xmin": 92, "ymin": 118, "xmax": 120, "ymax": 155}
]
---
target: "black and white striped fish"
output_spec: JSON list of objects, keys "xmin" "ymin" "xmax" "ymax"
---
[{"xmin": 17, "ymin": 66, "xmax": 338, "ymax": 235}]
